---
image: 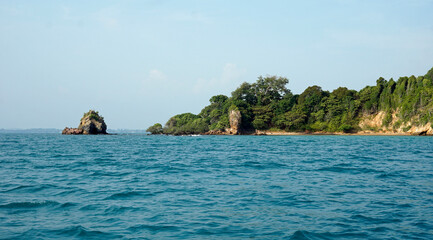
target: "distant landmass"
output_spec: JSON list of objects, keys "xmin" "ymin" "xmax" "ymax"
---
[
  {"xmin": 0, "ymin": 128, "xmax": 62, "ymax": 134},
  {"xmin": 0, "ymin": 128, "xmax": 148, "ymax": 134},
  {"xmin": 108, "ymin": 129, "xmax": 148, "ymax": 134},
  {"xmin": 148, "ymin": 67, "xmax": 433, "ymax": 136}
]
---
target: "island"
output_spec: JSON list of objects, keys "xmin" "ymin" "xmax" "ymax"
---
[
  {"xmin": 148, "ymin": 67, "xmax": 433, "ymax": 136},
  {"xmin": 62, "ymin": 110, "xmax": 107, "ymax": 135}
]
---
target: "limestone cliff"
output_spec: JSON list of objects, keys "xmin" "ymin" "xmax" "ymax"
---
[
  {"xmin": 228, "ymin": 109, "xmax": 242, "ymax": 135},
  {"xmin": 359, "ymin": 110, "xmax": 433, "ymax": 135}
]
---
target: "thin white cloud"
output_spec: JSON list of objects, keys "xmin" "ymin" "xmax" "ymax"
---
[
  {"xmin": 95, "ymin": 7, "xmax": 120, "ymax": 29},
  {"xmin": 326, "ymin": 28, "xmax": 433, "ymax": 50},
  {"xmin": 193, "ymin": 63, "xmax": 246, "ymax": 95},
  {"xmin": 149, "ymin": 69, "xmax": 167, "ymax": 82},
  {"xmin": 0, "ymin": 5, "xmax": 24, "ymax": 16},
  {"xmin": 142, "ymin": 69, "xmax": 172, "ymax": 91},
  {"xmin": 169, "ymin": 11, "xmax": 211, "ymax": 24}
]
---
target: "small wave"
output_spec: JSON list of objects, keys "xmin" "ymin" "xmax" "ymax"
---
[
  {"xmin": 413, "ymin": 220, "xmax": 433, "ymax": 230},
  {"xmin": 376, "ymin": 171, "xmax": 408, "ymax": 179},
  {"xmin": 289, "ymin": 230, "xmax": 369, "ymax": 240},
  {"xmin": 92, "ymin": 156, "xmax": 115, "ymax": 162},
  {"xmin": 0, "ymin": 200, "xmax": 60, "ymax": 209},
  {"xmin": 58, "ymin": 202, "xmax": 77, "ymax": 209},
  {"xmin": 54, "ymin": 188, "xmax": 88, "ymax": 197},
  {"xmin": 2, "ymin": 185, "xmax": 34, "ymax": 193},
  {"xmin": 289, "ymin": 230, "xmax": 324, "ymax": 240},
  {"xmin": 128, "ymin": 224, "xmax": 180, "ymax": 233},
  {"xmin": 104, "ymin": 190, "xmax": 153, "ymax": 200},
  {"xmin": 318, "ymin": 166, "xmax": 383, "ymax": 174},
  {"xmin": 79, "ymin": 204, "xmax": 103, "ymax": 211},
  {"xmin": 351, "ymin": 214, "xmax": 402, "ymax": 224},
  {"xmin": 104, "ymin": 205, "xmax": 138, "ymax": 214},
  {"xmin": 150, "ymin": 180, "xmax": 170, "ymax": 185},
  {"xmin": 90, "ymin": 170, "xmax": 131, "ymax": 177},
  {"xmin": 48, "ymin": 225, "xmax": 122, "ymax": 238},
  {"xmin": 242, "ymin": 161, "xmax": 263, "ymax": 169},
  {"xmin": 368, "ymin": 226, "xmax": 391, "ymax": 232},
  {"xmin": 240, "ymin": 160, "xmax": 286, "ymax": 170},
  {"xmin": 2, "ymin": 184, "xmax": 58, "ymax": 193},
  {"xmin": 51, "ymin": 153, "xmax": 83, "ymax": 159},
  {"xmin": 194, "ymin": 226, "xmax": 254, "ymax": 236}
]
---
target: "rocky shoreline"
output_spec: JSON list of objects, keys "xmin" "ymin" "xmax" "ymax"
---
[
  {"xmin": 165, "ymin": 108, "xmax": 433, "ymax": 136},
  {"xmin": 199, "ymin": 130, "xmax": 431, "ymax": 136}
]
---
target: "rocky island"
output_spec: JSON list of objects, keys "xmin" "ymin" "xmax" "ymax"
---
[
  {"xmin": 148, "ymin": 67, "xmax": 433, "ymax": 136},
  {"xmin": 62, "ymin": 110, "xmax": 107, "ymax": 135}
]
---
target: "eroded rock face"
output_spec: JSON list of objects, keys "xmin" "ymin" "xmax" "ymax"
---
[
  {"xmin": 228, "ymin": 109, "xmax": 242, "ymax": 135},
  {"xmin": 359, "ymin": 111, "xmax": 432, "ymax": 135},
  {"xmin": 78, "ymin": 110, "xmax": 107, "ymax": 134}
]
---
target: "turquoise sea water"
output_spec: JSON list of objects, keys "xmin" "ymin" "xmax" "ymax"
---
[{"xmin": 1, "ymin": 134, "xmax": 433, "ymax": 239}]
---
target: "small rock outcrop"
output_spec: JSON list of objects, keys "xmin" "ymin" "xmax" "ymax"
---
[
  {"xmin": 228, "ymin": 109, "xmax": 242, "ymax": 135},
  {"xmin": 204, "ymin": 129, "xmax": 228, "ymax": 135},
  {"xmin": 62, "ymin": 127, "xmax": 83, "ymax": 135},
  {"xmin": 62, "ymin": 110, "xmax": 107, "ymax": 135}
]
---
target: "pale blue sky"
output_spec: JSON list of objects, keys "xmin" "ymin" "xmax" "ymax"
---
[{"xmin": 1, "ymin": 0, "xmax": 432, "ymax": 129}]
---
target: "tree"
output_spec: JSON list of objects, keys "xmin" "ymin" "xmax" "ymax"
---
[
  {"xmin": 146, "ymin": 123, "xmax": 163, "ymax": 134},
  {"xmin": 274, "ymin": 106, "xmax": 307, "ymax": 131},
  {"xmin": 298, "ymin": 85, "xmax": 327, "ymax": 113},
  {"xmin": 252, "ymin": 105, "xmax": 273, "ymax": 130},
  {"xmin": 252, "ymin": 76, "xmax": 290, "ymax": 105},
  {"xmin": 231, "ymin": 82, "xmax": 257, "ymax": 105},
  {"xmin": 209, "ymin": 95, "xmax": 228, "ymax": 105},
  {"xmin": 163, "ymin": 113, "xmax": 204, "ymax": 135}
]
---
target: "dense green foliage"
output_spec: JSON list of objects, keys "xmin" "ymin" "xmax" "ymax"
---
[
  {"xmin": 163, "ymin": 113, "xmax": 209, "ymax": 135},
  {"xmin": 82, "ymin": 110, "xmax": 104, "ymax": 122},
  {"xmin": 150, "ymin": 67, "xmax": 433, "ymax": 134},
  {"xmin": 146, "ymin": 123, "xmax": 163, "ymax": 134}
]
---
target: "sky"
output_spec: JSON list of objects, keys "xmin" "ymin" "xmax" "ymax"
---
[{"xmin": 1, "ymin": 0, "xmax": 433, "ymax": 129}]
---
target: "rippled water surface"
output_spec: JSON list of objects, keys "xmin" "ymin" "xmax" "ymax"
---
[{"xmin": 1, "ymin": 134, "xmax": 433, "ymax": 239}]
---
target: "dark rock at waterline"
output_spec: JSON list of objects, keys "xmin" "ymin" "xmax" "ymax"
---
[{"xmin": 62, "ymin": 127, "xmax": 83, "ymax": 135}]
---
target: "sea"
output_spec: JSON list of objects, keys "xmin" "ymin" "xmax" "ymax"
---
[{"xmin": 1, "ymin": 134, "xmax": 432, "ymax": 239}]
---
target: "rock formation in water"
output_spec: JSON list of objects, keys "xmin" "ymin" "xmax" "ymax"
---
[
  {"xmin": 62, "ymin": 110, "xmax": 107, "ymax": 135},
  {"xmin": 78, "ymin": 110, "xmax": 107, "ymax": 134}
]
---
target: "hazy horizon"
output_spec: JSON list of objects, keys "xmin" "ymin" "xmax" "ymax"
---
[{"xmin": 1, "ymin": 0, "xmax": 432, "ymax": 129}]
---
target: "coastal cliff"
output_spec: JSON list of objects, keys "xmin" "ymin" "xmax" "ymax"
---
[
  {"xmin": 63, "ymin": 110, "xmax": 107, "ymax": 135},
  {"xmin": 148, "ymin": 67, "xmax": 433, "ymax": 136},
  {"xmin": 359, "ymin": 111, "xmax": 433, "ymax": 135}
]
